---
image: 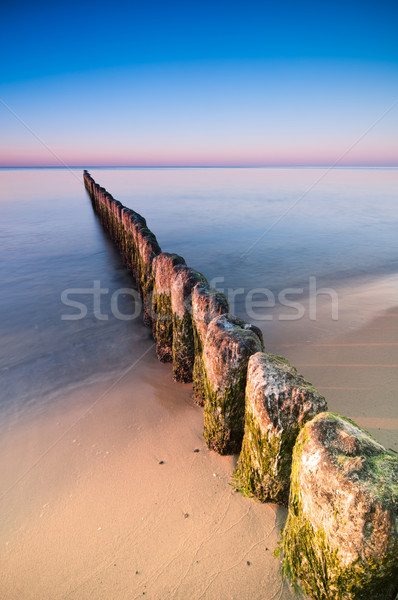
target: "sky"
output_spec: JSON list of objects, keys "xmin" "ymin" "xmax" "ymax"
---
[{"xmin": 0, "ymin": 0, "xmax": 397, "ymax": 167}]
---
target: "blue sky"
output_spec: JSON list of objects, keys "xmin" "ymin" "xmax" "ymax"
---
[{"xmin": 1, "ymin": 0, "xmax": 397, "ymax": 166}]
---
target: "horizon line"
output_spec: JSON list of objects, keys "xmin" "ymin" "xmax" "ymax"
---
[{"xmin": 1, "ymin": 164, "xmax": 398, "ymax": 169}]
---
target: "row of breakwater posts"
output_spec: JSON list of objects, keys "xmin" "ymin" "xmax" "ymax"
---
[{"xmin": 83, "ymin": 171, "xmax": 398, "ymax": 600}]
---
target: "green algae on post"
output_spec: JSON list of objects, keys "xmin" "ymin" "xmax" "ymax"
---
[
  {"xmin": 191, "ymin": 282, "xmax": 229, "ymax": 406},
  {"xmin": 152, "ymin": 253, "xmax": 186, "ymax": 362},
  {"xmin": 280, "ymin": 412, "xmax": 398, "ymax": 600},
  {"xmin": 233, "ymin": 352, "xmax": 327, "ymax": 505},
  {"xmin": 203, "ymin": 314, "xmax": 264, "ymax": 455},
  {"xmin": 138, "ymin": 232, "xmax": 161, "ymax": 326},
  {"xmin": 170, "ymin": 264, "xmax": 207, "ymax": 383}
]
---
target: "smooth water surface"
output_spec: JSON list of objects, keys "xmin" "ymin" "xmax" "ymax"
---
[{"xmin": 1, "ymin": 167, "xmax": 397, "ymax": 421}]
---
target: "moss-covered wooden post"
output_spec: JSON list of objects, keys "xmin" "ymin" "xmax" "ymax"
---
[
  {"xmin": 133, "ymin": 226, "xmax": 161, "ymax": 326},
  {"xmin": 83, "ymin": 170, "xmax": 94, "ymax": 197},
  {"xmin": 120, "ymin": 207, "xmax": 133, "ymax": 268},
  {"xmin": 119, "ymin": 212, "xmax": 160, "ymax": 326},
  {"xmin": 99, "ymin": 187, "xmax": 108, "ymax": 227},
  {"xmin": 111, "ymin": 199, "xmax": 124, "ymax": 248},
  {"xmin": 122, "ymin": 209, "xmax": 147, "ymax": 271},
  {"xmin": 152, "ymin": 253, "xmax": 186, "ymax": 362},
  {"xmin": 233, "ymin": 352, "xmax": 327, "ymax": 505},
  {"xmin": 107, "ymin": 195, "xmax": 116, "ymax": 241},
  {"xmin": 280, "ymin": 412, "xmax": 398, "ymax": 600},
  {"xmin": 191, "ymin": 282, "xmax": 229, "ymax": 405},
  {"xmin": 170, "ymin": 264, "xmax": 207, "ymax": 383},
  {"xmin": 203, "ymin": 314, "xmax": 264, "ymax": 454}
]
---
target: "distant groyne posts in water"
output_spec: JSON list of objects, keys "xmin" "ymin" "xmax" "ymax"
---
[{"xmin": 83, "ymin": 171, "xmax": 398, "ymax": 600}]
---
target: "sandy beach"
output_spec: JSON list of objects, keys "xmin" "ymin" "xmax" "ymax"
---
[{"xmin": 0, "ymin": 347, "xmax": 292, "ymax": 600}]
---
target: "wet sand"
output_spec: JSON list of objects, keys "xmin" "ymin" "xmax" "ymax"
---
[
  {"xmin": 0, "ymin": 346, "xmax": 294, "ymax": 600},
  {"xmin": 275, "ymin": 305, "xmax": 398, "ymax": 452}
]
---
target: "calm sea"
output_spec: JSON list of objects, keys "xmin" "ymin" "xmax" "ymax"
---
[{"xmin": 1, "ymin": 167, "xmax": 397, "ymax": 422}]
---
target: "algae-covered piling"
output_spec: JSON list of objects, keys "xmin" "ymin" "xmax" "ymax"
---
[
  {"xmin": 170, "ymin": 264, "xmax": 207, "ymax": 383},
  {"xmin": 280, "ymin": 412, "xmax": 398, "ymax": 600},
  {"xmin": 192, "ymin": 282, "xmax": 229, "ymax": 405},
  {"xmin": 202, "ymin": 315, "xmax": 264, "ymax": 454},
  {"xmin": 151, "ymin": 253, "xmax": 186, "ymax": 362},
  {"xmin": 233, "ymin": 352, "xmax": 327, "ymax": 505}
]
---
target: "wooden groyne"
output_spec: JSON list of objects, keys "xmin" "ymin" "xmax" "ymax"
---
[{"xmin": 83, "ymin": 170, "xmax": 398, "ymax": 600}]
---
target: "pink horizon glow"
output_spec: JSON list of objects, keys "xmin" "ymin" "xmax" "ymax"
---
[
  {"xmin": 1, "ymin": 156, "xmax": 397, "ymax": 168},
  {"xmin": 1, "ymin": 143, "xmax": 397, "ymax": 168}
]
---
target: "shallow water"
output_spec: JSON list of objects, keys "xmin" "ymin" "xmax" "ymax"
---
[
  {"xmin": 89, "ymin": 167, "xmax": 398, "ymax": 291},
  {"xmin": 89, "ymin": 168, "xmax": 398, "ymax": 345},
  {"xmin": 0, "ymin": 169, "xmax": 149, "ymax": 422},
  {"xmin": 1, "ymin": 167, "xmax": 397, "ymax": 417}
]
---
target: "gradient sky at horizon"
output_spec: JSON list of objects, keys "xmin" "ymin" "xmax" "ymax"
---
[{"xmin": 1, "ymin": 0, "xmax": 397, "ymax": 167}]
